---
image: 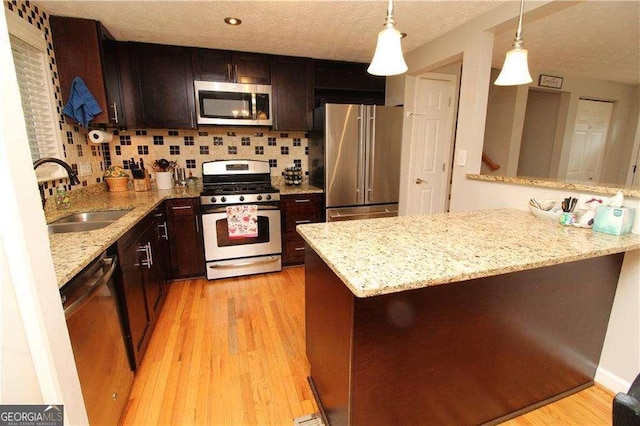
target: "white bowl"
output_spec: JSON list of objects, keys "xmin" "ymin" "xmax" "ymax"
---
[{"xmin": 528, "ymin": 205, "xmax": 562, "ymax": 221}]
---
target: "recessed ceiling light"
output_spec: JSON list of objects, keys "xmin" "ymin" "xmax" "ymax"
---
[{"xmin": 224, "ymin": 17, "xmax": 242, "ymax": 26}]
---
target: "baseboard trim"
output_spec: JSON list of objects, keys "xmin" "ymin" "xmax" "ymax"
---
[{"xmin": 595, "ymin": 366, "xmax": 632, "ymax": 394}]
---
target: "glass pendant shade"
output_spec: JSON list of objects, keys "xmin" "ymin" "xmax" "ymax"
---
[
  {"xmin": 368, "ymin": 26, "xmax": 408, "ymax": 76},
  {"xmin": 494, "ymin": 47, "xmax": 533, "ymax": 86}
]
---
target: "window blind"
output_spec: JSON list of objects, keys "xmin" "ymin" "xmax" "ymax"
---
[{"xmin": 10, "ymin": 34, "xmax": 62, "ymax": 170}]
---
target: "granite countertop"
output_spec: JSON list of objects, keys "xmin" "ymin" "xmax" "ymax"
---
[
  {"xmin": 467, "ymin": 174, "xmax": 640, "ymax": 198},
  {"xmin": 47, "ymin": 186, "xmax": 200, "ymax": 288},
  {"xmin": 296, "ymin": 208, "xmax": 640, "ymax": 298},
  {"xmin": 48, "ymin": 178, "xmax": 323, "ymax": 289},
  {"xmin": 272, "ymin": 178, "xmax": 323, "ymax": 195}
]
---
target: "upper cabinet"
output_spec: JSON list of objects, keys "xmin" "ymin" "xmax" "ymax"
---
[
  {"xmin": 50, "ymin": 16, "xmax": 131, "ymax": 127},
  {"xmin": 271, "ymin": 56, "xmax": 313, "ymax": 131},
  {"xmin": 129, "ymin": 43, "xmax": 196, "ymax": 129},
  {"xmin": 193, "ymin": 49, "xmax": 271, "ymax": 85},
  {"xmin": 314, "ymin": 60, "xmax": 386, "ymax": 106}
]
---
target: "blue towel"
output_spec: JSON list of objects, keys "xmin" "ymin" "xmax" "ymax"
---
[{"xmin": 62, "ymin": 77, "xmax": 103, "ymax": 128}]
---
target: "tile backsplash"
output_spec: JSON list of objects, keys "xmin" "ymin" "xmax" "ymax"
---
[{"xmin": 109, "ymin": 127, "xmax": 309, "ymax": 179}]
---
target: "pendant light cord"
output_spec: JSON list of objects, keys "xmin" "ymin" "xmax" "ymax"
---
[
  {"xmin": 385, "ymin": 0, "xmax": 395, "ymax": 28},
  {"xmin": 513, "ymin": 0, "xmax": 525, "ymax": 48}
]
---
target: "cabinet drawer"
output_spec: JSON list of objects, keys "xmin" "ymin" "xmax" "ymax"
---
[
  {"xmin": 283, "ymin": 232, "xmax": 307, "ymax": 264},
  {"xmin": 284, "ymin": 208, "xmax": 321, "ymax": 232},
  {"xmin": 281, "ymin": 194, "xmax": 322, "ymax": 210},
  {"xmin": 165, "ymin": 198, "xmax": 198, "ymax": 216}
]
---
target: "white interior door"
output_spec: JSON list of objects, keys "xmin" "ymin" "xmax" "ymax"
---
[
  {"xmin": 566, "ymin": 99, "xmax": 614, "ymax": 182},
  {"xmin": 404, "ymin": 77, "xmax": 455, "ymax": 215}
]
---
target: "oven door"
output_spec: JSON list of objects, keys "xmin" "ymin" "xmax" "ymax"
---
[{"xmin": 201, "ymin": 204, "xmax": 281, "ymax": 262}]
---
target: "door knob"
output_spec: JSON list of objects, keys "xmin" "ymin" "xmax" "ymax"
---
[{"xmin": 415, "ymin": 178, "xmax": 427, "ymax": 184}]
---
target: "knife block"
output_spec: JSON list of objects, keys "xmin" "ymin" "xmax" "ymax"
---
[{"xmin": 133, "ymin": 172, "xmax": 151, "ymax": 192}]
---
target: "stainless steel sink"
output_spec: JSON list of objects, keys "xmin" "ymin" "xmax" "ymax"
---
[
  {"xmin": 48, "ymin": 209, "xmax": 132, "ymax": 234},
  {"xmin": 52, "ymin": 210, "xmax": 132, "ymax": 224}
]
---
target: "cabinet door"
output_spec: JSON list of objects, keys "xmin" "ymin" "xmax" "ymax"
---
[
  {"xmin": 142, "ymin": 223, "xmax": 163, "ymax": 322},
  {"xmin": 117, "ymin": 236, "xmax": 150, "ymax": 368},
  {"xmin": 314, "ymin": 60, "xmax": 385, "ymax": 91},
  {"xmin": 272, "ymin": 56, "xmax": 313, "ymax": 131},
  {"xmin": 192, "ymin": 48, "xmax": 232, "ymax": 82},
  {"xmin": 166, "ymin": 199, "xmax": 205, "ymax": 278},
  {"xmin": 233, "ymin": 52, "xmax": 271, "ymax": 85},
  {"xmin": 154, "ymin": 206, "xmax": 172, "ymax": 284},
  {"xmin": 131, "ymin": 43, "xmax": 196, "ymax": 129},
  {"xmin": 49, "ymin": 16, "xmax": 109, "ymax": 124},
  {"xmin": 100, "ymin": 35, "xmax": 128, "ymax": 126}
]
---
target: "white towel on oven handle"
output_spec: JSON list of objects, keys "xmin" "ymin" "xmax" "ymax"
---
[{"xmin": 226, "ymin": 205, "xmax": 258, "ymax": 238}]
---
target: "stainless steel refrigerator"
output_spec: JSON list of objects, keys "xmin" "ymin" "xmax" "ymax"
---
[{"xmin": 309, "ymin": 103, "xmax": 404, "ymax": 222}]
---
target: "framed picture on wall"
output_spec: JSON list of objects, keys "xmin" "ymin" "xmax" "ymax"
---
[{"xmin": 538, "ymin": 74, "xmax": 563, "ymax": 89}]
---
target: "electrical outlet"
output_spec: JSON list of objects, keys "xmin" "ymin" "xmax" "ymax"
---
[
  {"xmin": 456, "ymin": 149, "xmax": 467, "ymax": 166},
  {"xmin": 79, "ymin": 162, "xmax": 92, "ymax": 176}
]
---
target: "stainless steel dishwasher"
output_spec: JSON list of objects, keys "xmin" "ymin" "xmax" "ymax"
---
[{"xmin": 61, "ymin": 251, "xmax": 133, "ymax": 425}]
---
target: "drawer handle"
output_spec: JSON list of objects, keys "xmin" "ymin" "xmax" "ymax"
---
[
  {"xmin": 294, "ymin": 247, "xmax": 305, "ymax": 251},
  {"xmin": 294, "ymin": 199, "xmax": 311, "ymax": 203},
  {"xmin": 172, "ymin": 205, "xmax": 192, "ymax": 210},
  {"xmin": 295, "ymin": 220, "xmax": 311, "ymax": 224}
]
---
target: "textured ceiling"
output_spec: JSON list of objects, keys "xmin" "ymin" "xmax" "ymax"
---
[
  {"xmin": 492, "ymin": 1, "xmax": 639, "ymax": 85},
  {"xmin": 36, "ymin": 0, "xmax": 503, "ymax": 61},
  {"xmin": 36, "ymin": 1, "xmax": 639, "ymax": 86}
]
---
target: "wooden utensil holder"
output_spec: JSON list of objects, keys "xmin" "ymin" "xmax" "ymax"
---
[{"xmin": 133, "ymin": 173, "xmax": 151, "ymax": 192}]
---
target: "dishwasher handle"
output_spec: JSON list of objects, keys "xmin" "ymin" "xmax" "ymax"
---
[{"xmin": 63, "ymin": 256, "xmax": 118, "ymax": 319}]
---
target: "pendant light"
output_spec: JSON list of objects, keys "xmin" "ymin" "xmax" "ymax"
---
[
  {"xmin": 494, "ymin": 0, "xmax": 533, "ymax": 86},
  {"xmin": 367, "ymin": 0, "xmax": 408, "ymax": 76}
]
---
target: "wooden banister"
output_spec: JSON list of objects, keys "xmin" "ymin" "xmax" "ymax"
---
[{"xmin": 482, "ymin": 151, "xmax": 501, "ymax": 171}]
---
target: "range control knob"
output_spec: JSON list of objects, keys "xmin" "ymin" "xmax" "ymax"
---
[
  {"xmin": 221, "ymin": 197, "xmax": 227, "ymax": 203},
  {"xmin": 266, "ymin": 194, "xmax": 272, "ymax": 200},
  {"xmin": 257, "ymin": 195, "xmax": 263, "ymax": 201},
  {"xmin": 211, "ymin": 197, "xmax": 217, "ymax": 203},
  {"xmin": 239, "ymin": 196, "xmax": 245, "ymax": 202}
]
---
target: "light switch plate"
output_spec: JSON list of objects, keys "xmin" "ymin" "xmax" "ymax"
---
[
  {"xmin": 79, "ymin": 162, "xmax": 92, "ymax": 176},
  {"xmin": 456, "ymin": 149, "xmax": 467, "ymax": 166}
]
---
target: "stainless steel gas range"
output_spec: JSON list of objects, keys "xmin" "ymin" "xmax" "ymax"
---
[{"xmin": 200, "ymin": 160, "xmax": 282, "ymax": 280}]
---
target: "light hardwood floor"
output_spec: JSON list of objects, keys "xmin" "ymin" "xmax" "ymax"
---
[{"xmin": 121, "ymin": 267, "xmax": 615, "ymax": 425}]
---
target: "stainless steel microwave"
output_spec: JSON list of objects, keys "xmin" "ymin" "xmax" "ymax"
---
[{"xmin": 194, "ymin": 81, "xmax": 272, "ymax": 126}]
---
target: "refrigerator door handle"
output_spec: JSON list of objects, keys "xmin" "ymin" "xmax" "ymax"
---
[
  {"xmin": 367, "ymin": 107, "xmax": 376, "ymax": 203},
  {"xmin": 357, "ymin": 106, "xmax": 366, "ymax": 204}
]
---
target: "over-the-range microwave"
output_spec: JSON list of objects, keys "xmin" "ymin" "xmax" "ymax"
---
[{"xmin": 194, "ymin": 80, "xmax": 273, "ymax": 126}]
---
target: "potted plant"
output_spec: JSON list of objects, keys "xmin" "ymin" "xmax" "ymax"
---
[{"xmin": 104, "ymin": 165, "xmax": 129, "ymax": 192}]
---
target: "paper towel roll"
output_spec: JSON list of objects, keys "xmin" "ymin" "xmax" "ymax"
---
[{"xmin": 88, "ymin": 130, "xmax": 113, "ymax": 144}]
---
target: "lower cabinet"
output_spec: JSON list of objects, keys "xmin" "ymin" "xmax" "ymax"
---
[
  {"xmin": 281, "ymin": 193, "xmax": 323, "ymax": 265},
  {"xmin": 154, "ymin": 205, "xmax": 172, "ymax": 284},
  {"xmin": 165, "ymin": 198, "xmax": 205, "ymax": 278},
  {"xmin": 116, "ymin": 211, "xmax": 165, "ymax": 370}
]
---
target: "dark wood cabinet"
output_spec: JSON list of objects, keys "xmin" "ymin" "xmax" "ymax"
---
[
  {"xmin": 314, "ymin": 59, "xmax": 386, "ymax": 107},
  {"xmin": 116, "ymin": 211, "xmax": 165, "ymax": 369},
  {"xmin": 272, "ymin": 56, "xmax": 313, "ymax": 131},
  {"xmin": 154, "ymin": 205, "xmax": 172, "ymax": 284},
  {"xmin": 281, "ymin": 193, "xmax": 323, "ymax": 265},
  {"xmin": 193, "ymin": 48, "xmax": 271, "ymax": 85},
  {"xmin": 50, "ymin": 16, "xmax": 132, "ymax": 126},
  {"xmin": 166, "ymin": 198, "xmax": 205, "ymax": 278},
  {"xmin": 130, "ymin": 42, "xmax": 196, "ymax": 129}
]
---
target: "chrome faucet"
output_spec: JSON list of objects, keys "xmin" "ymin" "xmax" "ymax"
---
[{"xmin": 33, "ymin": 157, "xmax": 81, "ymax": 207}]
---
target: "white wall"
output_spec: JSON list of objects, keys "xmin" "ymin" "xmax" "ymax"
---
[
  {"xmin": 399, "ymin": 1, "xmax": 640, "ymax": 393},
  {"xmin": 0, "ymin": 5, "xmax": 88, "ymax": 424}
]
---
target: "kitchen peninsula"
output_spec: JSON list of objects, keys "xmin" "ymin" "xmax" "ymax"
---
[{"xmin": 297, "ymin": 209, "xmax": 640, "ymax": 425}]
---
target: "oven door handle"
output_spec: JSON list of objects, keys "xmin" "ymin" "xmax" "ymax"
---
[
  {"xmin": 202, "ymin": 205, "xmax": 280, "ymax": 214},
  {"xmin": 208, "ymin": 255, "xmax": 280, "ymax": 269}
]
